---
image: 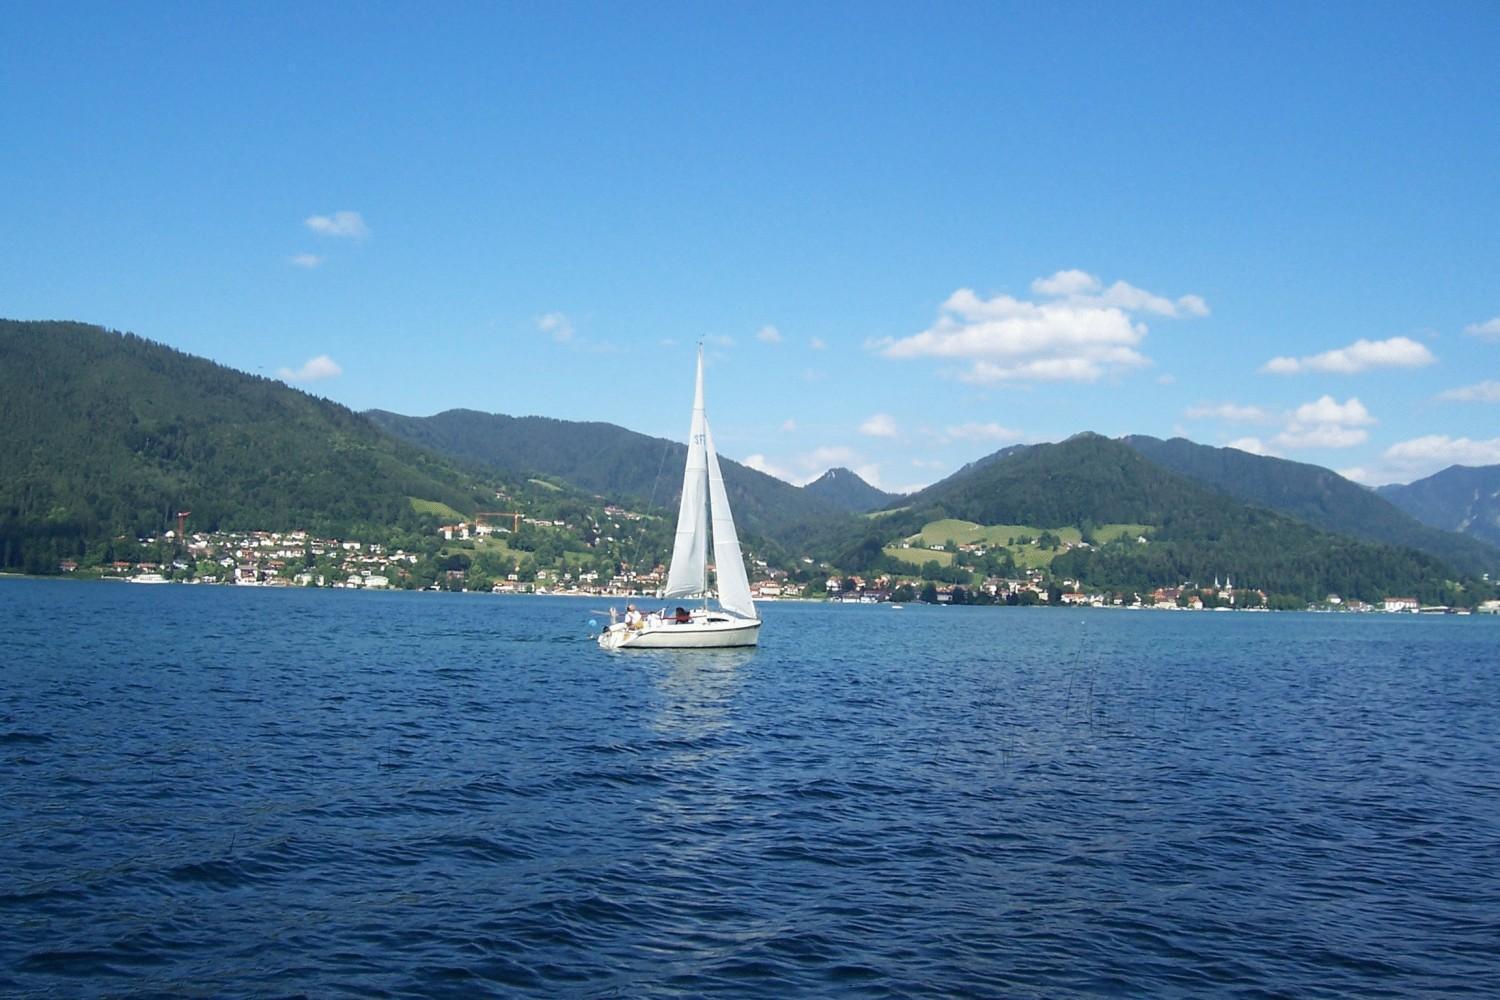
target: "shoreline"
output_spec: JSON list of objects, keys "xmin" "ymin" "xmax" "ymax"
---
[{"xmin": 2, "ymin": 574, "xmax": 1490, "ymax": 615}]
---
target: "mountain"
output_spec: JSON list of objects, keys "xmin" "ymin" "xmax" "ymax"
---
[
  {"xmin": 7, "ymin": 317, "xmax": 1489, "ymax": 603},
  {"xmin": 802, "ymin": 467, "xmax": 896, "ymax": 513},
  {"xmin": 364, "ymin": 408, "xmax": 852, "ymax": 544},
  {"xmin": 0, "ymin": 320, "xmax": 491, "ymax": 572},
  {"xmin": 1377, "ymin": 466, "xmax": 1500, "ymax": 549},
  {"xmin": 1122, "ymin": 435, "xmax": 1500, "ymax": 577},
  {"xmin": 897, "ymin": 433, "xmax": 1213, "ymax": 527},
  {"xmin": 844, "ymin": 433, "xmax": 1483, "ymax": 604}
]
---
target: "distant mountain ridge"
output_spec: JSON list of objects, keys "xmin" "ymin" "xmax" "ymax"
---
[
  {"xmin": 365, "ymin": 408, "xmax": 851, "ymax": 544},
  {"xmin": 844, "ymin": 433, "xmax": 1482, "ymax": 603},
  {"xmin": 1378, "ymin": 465, "xmax": 1500, "ymax": 549},
  {"xmin": 802, "ymin": 467, "xmax": 896, "ymax": 513},
  {"xmin": 6, "ymin": 315, "xmax": 1492, "ymax": 606},
  {"xmin": 1122, "ymin": 435, "xmax": 1500, "ymax": 577}
]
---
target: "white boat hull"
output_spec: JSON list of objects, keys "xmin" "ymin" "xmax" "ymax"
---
[{"xmin": 597, "ymin": 617, "xmax": 761, "ymax": 650}]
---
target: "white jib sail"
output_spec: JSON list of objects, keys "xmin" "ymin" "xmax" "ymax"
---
[
  {"xmin": 662, "ymin": 350, "xmax": 710, "ymax": 601},
  {"xmin": 705, "ymin": 422, "xmax": 756, "ymax": 620}
]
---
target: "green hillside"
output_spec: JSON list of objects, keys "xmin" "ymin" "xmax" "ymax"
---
[
  {"xmin": 0, "ymin": 320, "xmax": 492, "ymax": 572},
  {"xmin": 835, "ymin": 434, "xmax": 1491, "ymax": 604},
  {"xmin": 1124, "ymin": 435, "xmax": 1500, "ymax": 576},
  {"xmin": 364, "ymin": 407, "xmax": 853, "ymax": 545},
  {"xmin": 803, "ymin": 467, "xmax": 897, "ymax": 513},
  {"xmin": 4, "ymin": 318, "xmax": 1491, "ymax": 604},
  {"xmin": 883, "ymin": 519, "xmax": 1154, "ymax": 571}
]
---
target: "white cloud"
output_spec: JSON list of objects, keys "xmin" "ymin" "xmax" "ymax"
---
[
  {"xmin": 1029, "ymin": 269, "xmax": 1209, "ymax": 318},
  {"xmin": 959, "ymin": 356, "xmax": 1140, "ymax": 384},
  {"xmin": 1464, "ymin": 316, "xmax": 1500, "ymax": 340},
  {"xmin": 809, "ymin": 337, "xmax": 828, "ymax": 350},
  {"xmin": 1185, "ymin": 402, "xmax": 1272, "ymax": 423},
  {"xmin": 289, "ymin": 253, "xmax": 324, "ymax": 269},
  {"xmin": 537, "ymin": 312, "xmax": 574, "ymax": 343},
  {"xmin": 277, "ymin": 354, "xmax": 343, "ymax": 382},
  {"xmin": 1375, "ymin": 435, "xmax": 1500, "ymax": 481},
  {"xmin": 1289, "ymin": 395, "xmax": 1375, "ymax": 427},
  {"xmin": 808, "ymin": 445, "xmax": 855, "ymax": 467},
  {"xmin": 911, "ymin": 457, "xmax": 948, "ymax": 469},
  {"xmin": 779, "ymin": 419, "xmax": 798, "ymax": 432},
  {"xmin": 1030, "ymin": 269, "xmax": 1101, "ymax": 297},
  {"xmin": 879, "ymin": 272, "xmax": 1205, "ymax": 385},
  {"xmin": 1436, "ymin": 380, "xmax": 1500, "ymax": 403},
  {"xmin": 801, "ymin": 368, "xmax": 824, "ymax": 382},
  {"xmin": 1156, "ymin": 373, "xmax": 1176, "ymax": 385},
  {"xmin": 1271, "ymin": 395, "xmax": 1375, "ymax": 450},
  {"xmin": 704, "ymin": 334, "xmax": 735, "ymax": 347},
  {"xmin": 1175, "ymin": 295, "xmax": 1211, "ymax": 318},
  {"xmin": 756, "ymin": 324, "xmax": 782, "ymax": 344},
  {"xmin": 1275, "ymin": 425, "xmax": 1371, "ymax": 449},
  {"xmin": 1260, "ymin": 336, "xmax": 1434, "ymax": 375},
  {"xmin": 742, "ymin": 454, "xmax": 796, "ymax": 483},
  {"xmin": 1226, "ymin": 437, "xmax": 1278, "ymax": 456},
  {"xmin": 942, "ymin": 421, "xmax": 1022, "ymax": 443},
  {"xmin": 304, "ymin": 210, "xmax": 369, "ymax": 239},
  {"xmin": 859, "ymin": 413, "xmax": 898, "ymax": 438}
]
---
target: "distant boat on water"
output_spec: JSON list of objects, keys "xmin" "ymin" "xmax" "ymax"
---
[{"xmin": 597, "ymin": 346, "xmax": 761, "ymax": 650}]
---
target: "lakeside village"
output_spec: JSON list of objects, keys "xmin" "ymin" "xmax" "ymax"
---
[{"xmin": 60, "ymin": 511, "xmax": 1500, "ymax": 615}]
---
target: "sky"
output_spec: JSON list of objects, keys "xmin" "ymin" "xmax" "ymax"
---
[{"xmin": 4, "ymin": 2, "xmax": 1499, "ymax": 491}]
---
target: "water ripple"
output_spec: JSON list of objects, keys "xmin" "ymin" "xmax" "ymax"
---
[{"xmin": 2, "ymin": 581, "xmax": 1498, "ymax": 996}]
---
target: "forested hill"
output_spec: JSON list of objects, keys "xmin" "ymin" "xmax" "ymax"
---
[
  {"xmin": 364, "ymin": 408, "xmax": 852, "ymax": 542},
  {"xmin": 895, "ymin": 433, "xmax": 1208, "ymax": 527},
  {"xmin": 0, "ymin": 320, "xmax": 491, "ymax": 572},
  {"xmin": 1123, "ymin": 435, "xmax": 1500, "ymax": 577},
  {"xmin": 803, "ymin": 467, "xmax": 897, "ymax": 513},
  {"xmin": 839, "ymin": 433, "xmax": 1487, "ymax": 604},
  {"xmin": 1377, "ymin": 465, "xmax": 1500, "ymax": 549}
]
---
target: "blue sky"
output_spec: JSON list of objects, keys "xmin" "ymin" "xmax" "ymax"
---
[{"xmin": 4, "ymin": 2, "xmax": 1499, "ymax": 490}]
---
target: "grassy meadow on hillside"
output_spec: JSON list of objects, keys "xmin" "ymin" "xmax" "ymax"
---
[{"xmin": 884, "ymin": 519, "xmax": 1156, "ymax": 572}]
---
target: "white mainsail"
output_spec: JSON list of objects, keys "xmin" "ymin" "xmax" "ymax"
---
[
  {"xmin": 662, "ymin": 353, "xmax": 710, "ymax": 601},
  {"xmin": 659, "ymin": 348, "xmax": 756, "ymax": 620}
]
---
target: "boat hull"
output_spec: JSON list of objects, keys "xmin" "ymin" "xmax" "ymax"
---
[{"xmin": 597, "ymin": 617, "xmax": 761, "ymax": 650}]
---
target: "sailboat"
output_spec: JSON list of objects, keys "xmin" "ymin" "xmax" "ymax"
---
[{"xmin": 597, "ymin": 346, "xmax": 761, "ymax": 650}]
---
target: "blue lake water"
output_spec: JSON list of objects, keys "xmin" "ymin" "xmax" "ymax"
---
[{"xmin": 2, "ymin": 578, "xmax": 1498, "ymax": 997}]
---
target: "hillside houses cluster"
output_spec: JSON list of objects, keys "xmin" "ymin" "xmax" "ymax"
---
[
  {"xmin": 78, "ymin": 518, "xmax": 1496, "ymax": 612},
  {"xmin": 92, "ymin": 529, "xmax": 420, "ymax": 588},
  {"xmin": 823, "ymin": 572, "xmax": 1283, "ymax": 609},
  {"xmin": 438, "ymin": 516, "xmax": 572, "ymax": 541}
]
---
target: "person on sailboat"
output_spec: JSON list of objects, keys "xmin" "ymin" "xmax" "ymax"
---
[
  {"xmin": 625, "ymin": 604, "xmax": 642, "ymax": 629},
  {"xmin": 673, "ymin": 606, "xmax": 690, "ymax": 624}
]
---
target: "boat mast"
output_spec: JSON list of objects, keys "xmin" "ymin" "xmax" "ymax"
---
[{"xmin": 696, "ymin": 342, "xmax": 711, "ymax": 611}]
